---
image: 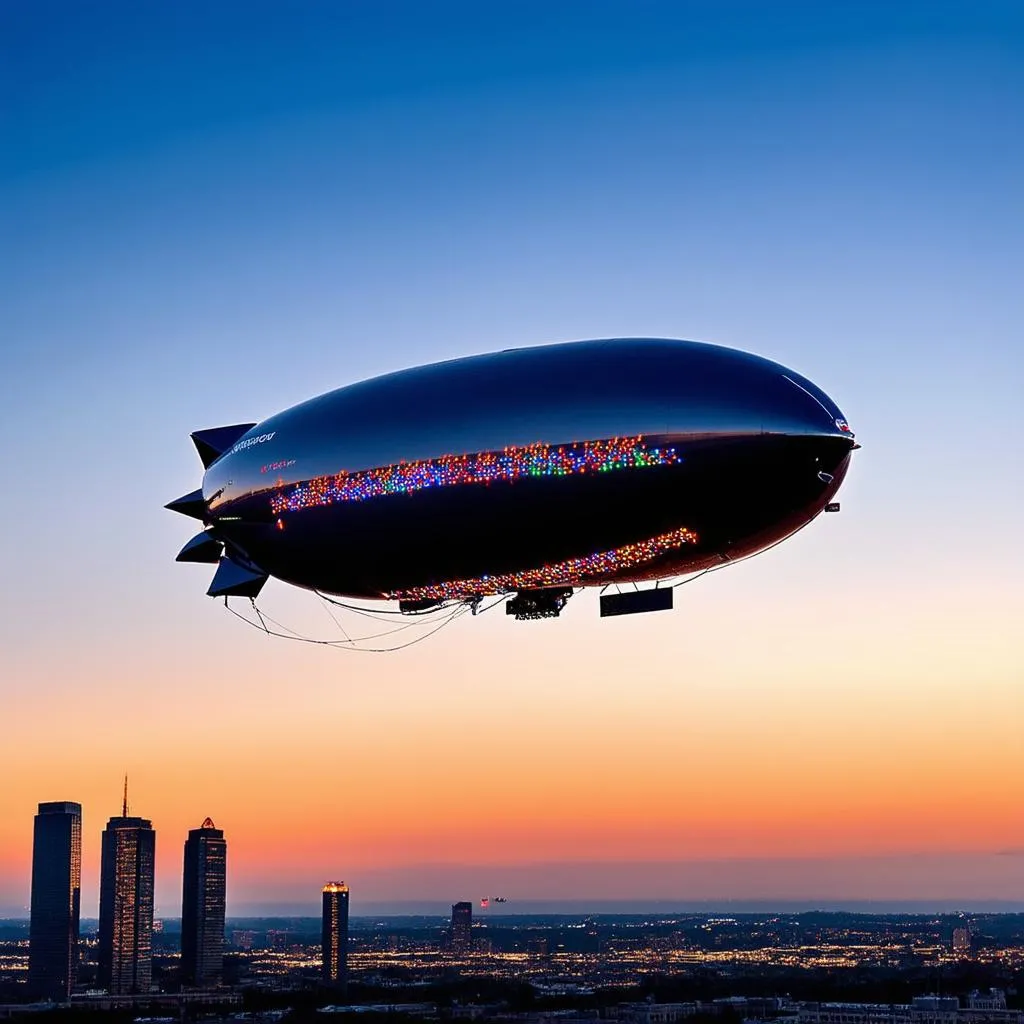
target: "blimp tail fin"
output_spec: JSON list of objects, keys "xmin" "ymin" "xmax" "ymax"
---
[
  {"xmin": 176, "ymin": 530, "xmax": 223, "ymax": 564},
  {"xmin": 190, "ymin": 423, "xmax": 257, "ymax": 468},
  {"xmin": 165, "ymin": 488, "xmax": 207, "ymax": 520},
  {"xmin": 207, "ymin": 555, "xmax": 268, "ymax": 599}
]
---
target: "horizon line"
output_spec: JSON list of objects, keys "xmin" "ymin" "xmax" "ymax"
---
[{"xmin": 4, "ymin": 898, "xmax": 1024, "ymax": 923}]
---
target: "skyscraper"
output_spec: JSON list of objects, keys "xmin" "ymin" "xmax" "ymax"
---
[
  {"xmin": 450, "ymin": 901, "xmax": 472, "ymax": 951},
  {"xmin": 180, "ymin": 817, "xmax": 227, "ymax": 989},
  {"xmin": 321, "ymin": 882, "xmax": 349, "ymax": 989},
  {"xmin": 97, "ymin": 784, "xmax": 156, "ymax": 995},
  {"xmin": 28, "ymin": 802, "xmax": 82, "ymax": 1002}
]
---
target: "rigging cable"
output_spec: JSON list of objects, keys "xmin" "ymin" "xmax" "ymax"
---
[
  {"xmin": 315, "ymin": 591, "xmax": 458, "ymax": 618},
  {"xmin": 225, "ymin": 597, "xmax": 470, "ymax": 652}
]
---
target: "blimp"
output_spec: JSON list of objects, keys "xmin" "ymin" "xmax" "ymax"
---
[{"xmin": 167, "ymin": 338, "xmax": 857, "ymax": 620}]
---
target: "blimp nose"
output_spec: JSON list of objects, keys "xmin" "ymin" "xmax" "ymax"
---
[
  {"xmin": 774, "ymin": 370, "xmax": 854, "ymax": 442},
  {"xmin": 832, "ymin": 415, "xmax": 855, "ymax": 440}
]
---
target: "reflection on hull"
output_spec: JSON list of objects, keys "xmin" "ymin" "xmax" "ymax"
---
[{"xmin": 218, "ymin": 435, "xmax": 852, "ymax": 600}]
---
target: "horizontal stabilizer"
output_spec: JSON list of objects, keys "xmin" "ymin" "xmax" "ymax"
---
[
  {"xmin": 191, "ymin": 423, "xmax": 256, "ymax": 468},
  {"xmin": 207, "ymin": 556, "xmax": 268, "ymax": 599},
  {"xmin": 176, "ymin": 531, "xmax": 223, "ymax": 564},
  {"xmin": 165, "ymin": 489, "xmax": 207, "ymax": 520}
]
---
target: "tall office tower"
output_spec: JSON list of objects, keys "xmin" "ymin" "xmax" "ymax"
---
[
  {"xmin": 28, "ymin": 802, "xmax": 82, "ymax": 1001},
  {"xmin": 321, "ymin": 882, "xmax": 350, "ymax": 988},
  {"xmin": 97, "ymin": 783, "xmax": 156, "ymax": 995},
  {"xmin": 450, "ymin": 901, "xmax": 473, "ymax": 951},
  {"xmin": 180, "ymin": 817, "xmax": 227, "ymax": 988}
]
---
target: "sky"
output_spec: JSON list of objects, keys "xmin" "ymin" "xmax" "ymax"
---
[{"xmin": 1, "ymin": 0, "xmax": 1023, "ymax": 918}]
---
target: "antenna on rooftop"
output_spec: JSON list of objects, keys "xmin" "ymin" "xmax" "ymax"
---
[{"xmin": 122, "ymin": 774, "xmax": 129, "ymax": 817}]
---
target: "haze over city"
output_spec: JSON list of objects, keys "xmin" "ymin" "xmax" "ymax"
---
[{"xmin": 2, "ymin": 0, "xmax": 1023, "ymax": 925}]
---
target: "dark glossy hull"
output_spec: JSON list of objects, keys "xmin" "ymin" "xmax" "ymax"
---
[{"xmin": 184, "ymin": 339, "xmax": 857, "ymax": 601}]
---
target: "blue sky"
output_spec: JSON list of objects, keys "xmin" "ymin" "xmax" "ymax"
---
[{"xmin": 1, "ymin": 1, "xmax": 1023, "ymax": 913}]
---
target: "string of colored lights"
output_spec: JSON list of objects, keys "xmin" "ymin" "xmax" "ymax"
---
[
  {"xmin": 269, "ymin": 436, "xmax": 680, "ymax": 514},
  {"xmin": 390, "ymin": 525, "xmax": 700, "ymax": 601}
]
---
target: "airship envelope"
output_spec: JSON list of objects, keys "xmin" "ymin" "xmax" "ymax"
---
[{"xmin": 168, "ymin": 339, "xmax": 857, "ymax": 620}]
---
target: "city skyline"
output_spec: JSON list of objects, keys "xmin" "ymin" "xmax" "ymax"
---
[
  {"xmin": 27, "ymin": 801, "xmax": 81, "ymax": 1001},
  {"xmin": 6, "ymin": 791, "xmax": 1024, "ymax": 919},
  {"xmin": 97, "ymin": 790, "xmax": 156, "ymax": 995},
  {"xmin": 450, "ymin": 901, "xmax": 473, "ymax": 952},
  {"xmin": 8, "ymin": 896, "xmax": 1024, "ymax": 1012},
  {"xmin": 2, "ymin": 0, "xmax": 1022, "ymax": 914},
  {"xmin": 180, "ymin": 817, "xmax": 227, "ymax": 988},
  {"xmin": 321, "ymin": 881, "xmax": 350, "ymax": 989}
]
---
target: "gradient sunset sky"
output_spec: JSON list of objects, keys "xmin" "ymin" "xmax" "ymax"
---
[{"xmin": 2, "ymin": 0, "xmax": 1023, "ymax": 918}]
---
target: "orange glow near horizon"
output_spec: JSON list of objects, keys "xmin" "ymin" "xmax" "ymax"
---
[{"xmin": 2, "ymin": 558, "xmax": 1022, "ymax": 915}]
